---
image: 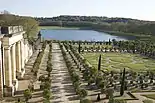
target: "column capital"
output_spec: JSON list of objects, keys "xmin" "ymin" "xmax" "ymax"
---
[
  {"xmin": 3, "ymin": 46, "xmax": 11, "ymax": 50},
  {"xmin": 10, "ymin": 43, "xmax": 16, "ymax": 47}
]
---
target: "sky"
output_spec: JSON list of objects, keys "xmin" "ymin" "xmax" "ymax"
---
[{"xmin": 0, "ymin": 0, "xmax": 155, "ymax": 21}]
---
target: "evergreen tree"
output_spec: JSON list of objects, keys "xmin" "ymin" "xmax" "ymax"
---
[
  {"xmin": 78, "ymin": 42, "xmax": 81, "ymax": 53},
  {"xmin": 98, "ymin": 54, "xmax": 101, "ymax": 71},
  {"xmin": 120, "ymin": 68, "xmax": 126, "ymax": 96}
]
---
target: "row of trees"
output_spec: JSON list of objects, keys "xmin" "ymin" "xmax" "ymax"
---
[
  {"xmin": 39, "ymin": 42, "xmax": 52, "ymax": 103},
  {"xmin": 36, "ymin": 15, "xmax": 151, "ymax": 24},
  {"xmin": 65, "ymin": 43, "xmax": 128, "ymax": 103},
  {"xmin": 67, "ymin": 40, "xmax": 155, "ymax": 59},
  {"xmin": 59, "ymin": 43, "xmax": 90, "ymax": 102},
  {"xmin": 18, "ymin": 41, "xmax": 48, "ymax": 103},
  {"xmin": 113, "ymin": 40, "xmax": 155, "ymax": 57},
  {"xmin": 32, "ymin": 41, "xmax": 47, "ymax": 76},
  {"xmin": 61, "ymin": 41, "xmax": 155, "ymax": 103}
]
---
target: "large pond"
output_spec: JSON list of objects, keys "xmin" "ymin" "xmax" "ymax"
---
[{"xmin": 41, "ymin": 29, "xmax": 127, "ymax": 41}]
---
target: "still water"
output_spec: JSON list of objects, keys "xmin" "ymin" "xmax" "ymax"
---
[{"xmin": 41, "ymin": 29, "xmax": 127, "ymax": 41}]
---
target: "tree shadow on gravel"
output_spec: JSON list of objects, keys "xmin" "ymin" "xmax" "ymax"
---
[
  {"xmin": 29, "ymin": 99, "xmax": 43, "ymax": 103},
  {"xmin": 51, "ymin": 100, "xmax": 63, "ymax": 103},
  {"xmin": 63, "ymin": 84, "xmax": 76, "ymax": 94},
  {"xmin": 67, "ymin": 95, "xmax": 79, "ymax": 101}
]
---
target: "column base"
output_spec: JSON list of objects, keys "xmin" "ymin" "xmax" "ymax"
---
[
  {"xmin": 3, "ymin": 86, "xmax": 14, "ymax": 97},
  {"xmin": 16, "ymin": 69, "xmax": 25, "ymax": 79},
  {"xmin": 0, "ymin": 84, "xmax": 3, "ymax": 99},
  {"xmin": 0, "ymin": 91, "xmax": 3, "ymax": 99},
  {"xmin": 12, "ymin": 79, "xmax": 18, "ymax": 90},
  {"xmin": 21, "ymin": 68, "xmax": 25, "ymax": 78}
]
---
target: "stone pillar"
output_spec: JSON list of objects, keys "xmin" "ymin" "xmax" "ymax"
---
[
  {"xmin": 20, "ymin": 40, "xmax": 25, "ymax": 77},
  {"xmin": 11, "ymin": 45, "xmax": 16, "ymax": 80},
  {"xmin": 16, "ymin": 41, "xmax": 21, "ymax": 73},
  {"xmin": 11, "ymin": 44, "xmax": 18, "ymax": 90},
  {"xmin": 24, "ymin": 39, "xmax": 29, "ymax": 63},
  {"xmin": 0, "ymin": 47, "xmax": 3, "ymax": 98},
  {"xmin": 21, "ymin": 39, "xmax": 25, "ymax": 69},
  {"xmin": 2, "ymin": 47, "xmax": 5, "ymax": 86},
  {"xmin": 3, "ymin": 47, "xmax": 14, "ymax": 96}
]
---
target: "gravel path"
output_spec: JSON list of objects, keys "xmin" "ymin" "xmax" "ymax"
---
[{"xmin": 51, "ymin": 43, "xmax": 79, "ymax": 103}]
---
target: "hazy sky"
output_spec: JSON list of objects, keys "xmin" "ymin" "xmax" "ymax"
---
[{"xmin": 0, "ymin": 0, "xmax": 155, "ymax": 21}]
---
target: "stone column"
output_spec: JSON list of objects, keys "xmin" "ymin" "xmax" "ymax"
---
[
  {"xmin": 11, "ymin": 45, "xmax": 16, "ymax": 80},
  {"xmin": 4, "ymin": 47, "xmax": 12, "ymax": 86},
  {"xmin": 3, "ymin": 46, "xmax": 14, "ymax": 96},
  {"xmin": 20, "ymin": 39, "xmax": 25, "ymax": 69},
  {"xmin": 20, "ymin": 40, "xmax": 25, "ymax": 77},
  {"xmin": 0, "ymin": 47, "xmax": 3, "ymax": 98},
  {"xmin": 2, "ymin": 47, "xmax": 5, "ymax": 86},
  {"xmin": 11, "ymin": 44, "xmax": 18, "ymax": 90},
  {"xmin": 16, "ymin": 41, "xmax": 21, "ymax": 73}
]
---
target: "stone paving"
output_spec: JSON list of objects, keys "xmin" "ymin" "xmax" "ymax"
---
[{"xmin": 51, "ymin": 43, "xmax": 79, "ymax": 103}]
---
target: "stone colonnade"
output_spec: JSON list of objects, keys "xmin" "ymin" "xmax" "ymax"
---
[{"xmin": 0, "ymin": 26, "xmax": 33, "ymax": 97}]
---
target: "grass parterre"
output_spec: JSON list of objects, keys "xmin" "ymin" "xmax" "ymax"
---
[{"xmin": 83, "ymin": 52, "xmax": 155, "ymax": 72}]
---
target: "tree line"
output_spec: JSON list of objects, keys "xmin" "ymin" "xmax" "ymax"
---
[{"xmin": 36, "ymin": 15, "xmax": 155, "ymax": 36}]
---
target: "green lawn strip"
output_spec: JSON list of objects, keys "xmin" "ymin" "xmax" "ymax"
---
[
  {"xmin": 142, "ymin": 94, "xmax": 155, "ymax": 100},
  {"xmin": 73, "ymin": 44, "xmax": 112, "ymax": 48},
  {"xmin": 39, "ymin": 26, "xmax": 80, "ymax": 30},
  {"xmin": 131, "ymin": 89, "xmax": 155, "ymax": 93},
  {"xmin": 124, "ymin": 63, "xmax": 146, "ymax": 71},
  {"xmin": 110, "ymin": 57, "xmax": 132, "ymax": 63},
  {"xmin": 143, "ymin": 99, "xmax": 154, "ymax": 103}
]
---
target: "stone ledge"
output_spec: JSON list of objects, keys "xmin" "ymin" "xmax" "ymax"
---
[{"xmin": 1, "ymin": 26, "xmax": 23, "ymax": 35}]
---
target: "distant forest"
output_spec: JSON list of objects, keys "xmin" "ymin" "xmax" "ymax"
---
[
  {"xmin": 0, "ymin": 14, "xmax": 155, "ymax": 37},
  {"xmin": 36, "ymin": 15, "xmax": 155, "ymax": 36}
]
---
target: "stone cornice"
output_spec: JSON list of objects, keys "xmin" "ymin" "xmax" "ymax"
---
[
  {"xmin": 4, "ymin": 31, "xmax": 25, "ymax": 38},
  {"xmin": 1, "ymin": 26, "xmax": 23, "ymax": 35},
  {"xmin": 3, "ymin": 46, "xmax": 11, "ymax": 50}
]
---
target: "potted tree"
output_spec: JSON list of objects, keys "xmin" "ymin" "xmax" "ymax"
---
[
  {"xmin": 23, "ymin": 89, "xmax": 32, "ymax": 103},
  {"xmin": 43, "ymin": 89, "xmax": 51, "ymax": 102}
]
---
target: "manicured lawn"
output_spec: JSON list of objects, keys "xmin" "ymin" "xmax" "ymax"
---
[
  {"xmin": 82, "ymin": 52, "xmax": 155, "ymax": 72},
  {"xmin": 39, "ymin": 26, "xmax": 80, "ymax": 30},
  {"xmin": 142, "ymin": 94, "xmax": 155, "ymax": 100},
  {"xmin": 73, "ymin": 44, "xmax": 112, "ymax": 49},
  {"xmin": 143, "ymin": 99, "xmax": 153, "ymax": 103}
]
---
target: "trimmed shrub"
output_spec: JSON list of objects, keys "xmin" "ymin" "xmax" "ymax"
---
[
  {"xmin": 23, "ymin": 89, "xmax": 32, "ymax": 102},
  {"xmin": 80, "ymin": 98, "xmax": 92, "ymax": 103}
]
